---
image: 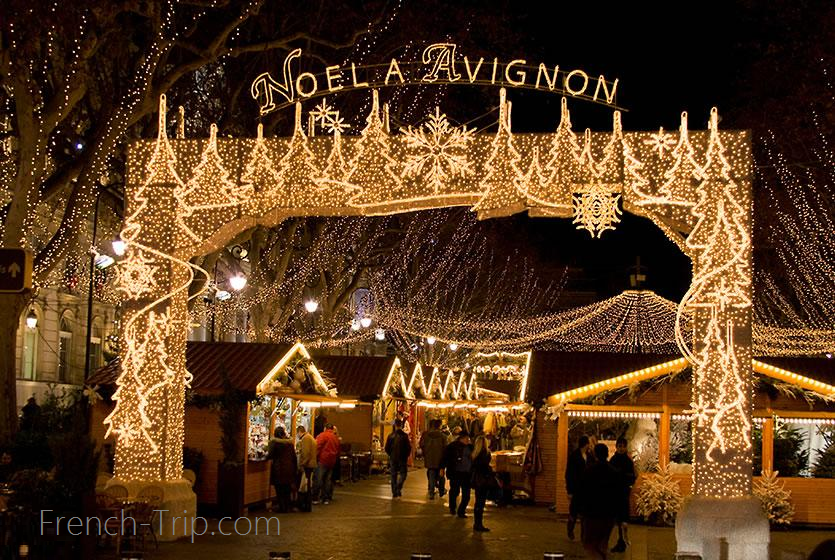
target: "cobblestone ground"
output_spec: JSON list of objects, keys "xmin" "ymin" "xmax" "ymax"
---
[{"xmin": 104, "ymin": 470, "xmax": 835, "ymax": 560}]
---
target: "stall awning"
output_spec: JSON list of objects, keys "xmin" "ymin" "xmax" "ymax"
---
[{"xmin": 89, "ymin": 341, "xmax": 292, "ymax": 393}]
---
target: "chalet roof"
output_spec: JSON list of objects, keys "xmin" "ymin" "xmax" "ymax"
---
[
  {"xmin": 757, "ymin": 356, "xmax": 835, "ymax": 387},
  {"xmin": 525, "ymin": 351, "xmax": 677, "ymax": 404},
  {"xmin": 525, "ymin": 351, "xmax": 835, "ymax": 404},
  {"xmin": 88, "ymin": 341, "xmax": 292, "ymax": 394},
  {"xmin": 312, "ymin": 355, "xmax": 397, "ymax": 401}
]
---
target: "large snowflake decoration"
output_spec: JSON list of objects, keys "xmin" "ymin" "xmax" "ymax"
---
[
  {"xmin": 116, "ymin": 248, "xmax": 159, "ymax": 299},
  {"xmin": 572, "ymin": 180, "xmax": 623, "ymax": 238},
  {"xmin": 402, "ymin": 107, "xmax": 475, "ymax": 193},
  {"xmin": 643, "ymin": 127, "xmax": 677, "ymax": 157}
]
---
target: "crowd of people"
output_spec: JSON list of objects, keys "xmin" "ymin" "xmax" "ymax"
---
[
  {"xmin": 566, "ymin": 435, "xmax": 636, "ymax": 560},
  {"xmin": 385, "ymin": 417, "xmax": 498, "ymax": 532},
  {"xmin": 266, "ymin": 419, "xmax": 342, "ymax": 512}
]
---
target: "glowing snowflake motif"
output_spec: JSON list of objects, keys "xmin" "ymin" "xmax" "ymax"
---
[
  {"xmin": 572, "ymin": 180, "xmax": 623, "ymax": 238},
  {"xmin": 402, "ymin": 107, "xmax": 475, "ymax": 193},
  {"xmin": 114, "ymin": 422, "xmax": 142, "ymax": 445},
  {"xmin": 116, "ymin": 249, "xmax": 159, "ymax": 299},
  {"xmin": 643, "ymin": 127, "xmax": 677, "ymax": 157},
  {"xmin": 324, "ymin": 114, "xmax": 349, "ymax": 134}
]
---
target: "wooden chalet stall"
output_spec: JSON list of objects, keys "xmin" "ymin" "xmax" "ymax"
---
[
  {"xmin": 525, "ymin": 351, "xmax": 835, "ymax": 524},
  {"xmin": 309, "ymin": 354, "xmax": 402, "ymax": 476},
  {"xmin": 90, "ymin": 341, "xmax": 350, "ymax": 514}
]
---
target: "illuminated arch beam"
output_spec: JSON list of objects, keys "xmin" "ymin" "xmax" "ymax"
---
[{"xmin": 752, "ymin": 360, "xmax": 835, "ymax": 396}]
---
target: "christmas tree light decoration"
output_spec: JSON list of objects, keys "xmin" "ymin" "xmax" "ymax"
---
[
  {"xmin": 176, "ymin": 123, "xmax": 243, "ymax": 241},
  {"xmin": 472, "ymin": 89, "xmax": 526, "ymax": 219},
  {"xmin": 240, "ymin": 122, "xmax": 282, "ymax": 218},
  {"xmin": 402, "ymin": 107, "xmax": 475, "ymax": 194},
  {"xmin": 280, "ymin": 103, "xmax": 322, "ymax": 210},
  {"xmin": 527, "ymin": 97, "xmax": 582, "ymax": 216},
  {"xmin": 347, "ymin": 90, "xmax": 406, "ymax": 211}
]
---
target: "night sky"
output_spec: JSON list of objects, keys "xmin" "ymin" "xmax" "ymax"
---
[{"xmin": 405, "ymin": 1, "xmax": 804, "ymax": 304}]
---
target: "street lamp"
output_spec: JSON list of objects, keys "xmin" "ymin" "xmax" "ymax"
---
[
  {"xmin": 448, "ymin": 342, "xmax": 459, "ymax": 352},
  {"xmin": 360, "ymin": 316, "xmax": 372, "ymax": 328},
  {"xmin": 229, "ymin": 273, "xmax": 247, "ymax": 291},
  {"xmin": 112, "ymin": 235, "xmax": 126, "ymax": 256},
  {"xmin": 25, "ymin": 309, "xmax": 37, "ymax": 330},
  {"xmin": 304, "ymin": 299, "xmax": 319, "ymax": 313},
  {"xmin": 426, "ymin": 336, "xmax": 436, "ymax": 345},
  {"xmin": 374, "ymin": 328, "xmax": 385, "ymax": 341},
  {"xmin": 350, "ymin": 319, "xmax": 361, "ymax": 331}
]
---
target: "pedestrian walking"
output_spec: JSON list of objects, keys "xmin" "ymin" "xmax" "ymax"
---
[
  {"xmin": 609, "ymin": 436, "xmax": 636, "ymax": 553},
  {"xmin": 565, "ymin": 435, "xmax": 591, "ymax": 540},
  {"xmin": 442, "ymin": 429, "xmax": 473, "ymax": 518},
  {"xmin": 296, "ymin": 425, "xmax": 317, "ymax": 511},
  {"xmin": 386, "ymin": 418, "xmax": 412, "ymax": 498},
  {"xmin": 313, "ymin": 423, "xmax": 340, "ymax": 504},
  {"xmin": 420, "ymin": 418, "xmax": 447, "ymax": 499},
  {"xmin": 577, "ymin": 443, "xmax": 620, "ymax": 560},
  {"xmin": 470, "ymin": 434, "xmax": 495, "ymax": 532},
  {"xmin": 268, "ymin": 427, "xmax": 297, "ymax": 513}
]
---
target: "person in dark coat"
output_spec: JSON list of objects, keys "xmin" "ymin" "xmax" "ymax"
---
[
  {"xmin": 441, "ymin": 429, "xmax": 473, "ymax": 517},
  {"xmin": 609, "ymin": 436, "xmax": 637, "ymax": 553},
  {"xmin": 577, "ymin": 444, "xmax": 620, "ymax": 560},
  {"xmin": 470, "ymin": 434, "xmax": 494, "ymax": 532},
  {"xmin": 565, "ymin": 435, "xmax": 590, "ymax": 540},
  {"xmin": 385, "ymin": 419, "xmax": 412, "ymax": 498},
  {"xmin": 20, "ymin": 396, "xmax": 40, "ymax": 431},
  {"xmin": 268, "ymin": 427, "xmax": 298, "ymax": 513},
  {"xmin": 420, "ymin": 418, "xmax": 447, "ymax": 499}
]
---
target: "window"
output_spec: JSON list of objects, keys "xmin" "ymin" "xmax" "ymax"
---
[
  {"xmin": 21, "ymin": 310, "xmax": 38, "ymax": 380},
  {"xmin": 88, "ymin": 318, "xmax": 103, "ymax": 375},
  {"xmin": 58, "ymin": 316, "xmax": 73, "ymax": 383},
  {"xmin": 568, "ymin": 414, "xmax": 660, "ymax": 474}
]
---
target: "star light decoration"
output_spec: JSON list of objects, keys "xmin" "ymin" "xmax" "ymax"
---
[
  {"xmin": 115, "ymin": 248, "xmax": 158, "ymax": 299},
  {"xmin": 402, "ymin": 107, "xmax": 475, "ymax": 193},
  {"xmin": 644, "ymin": 127, "xmax": 677, "ymax": 157},
  {"xmin": 572, "ymin": 180, "xmax": 623, "ymax": 238},
  {"xmin": 308, "ymin": 99, "xmax": 349, "ymax": 135}
]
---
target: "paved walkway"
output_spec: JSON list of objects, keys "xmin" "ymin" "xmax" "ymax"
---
[{"xmin": 106, "ymin": 469, "xmax": 835, "ymax": 559}]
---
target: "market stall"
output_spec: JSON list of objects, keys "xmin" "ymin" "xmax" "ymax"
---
[
  {"xmin": 89, "ymin": 341, "xmax": 354, "ymax": 514},
  {"xmin": 526, "ymin": 350, "xmax": 835, "ymax": 524}
]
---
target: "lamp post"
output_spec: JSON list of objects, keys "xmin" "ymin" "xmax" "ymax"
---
[
  {"xmin": 84, "ymin": 187, "xmax": 122, "ymax": 383},
  {"xmin": 83, "ymin": 190, "xmax": 102, "ymax": 384}
]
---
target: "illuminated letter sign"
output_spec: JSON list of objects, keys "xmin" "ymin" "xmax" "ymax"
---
[{"xmin": 251, "ymin": 44, "xmax": 620, "ymax": 115}]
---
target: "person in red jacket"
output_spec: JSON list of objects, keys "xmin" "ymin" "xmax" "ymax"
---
[{"xmin": 313, "ymin": 423, "xmax": 341, "ymax": 504}]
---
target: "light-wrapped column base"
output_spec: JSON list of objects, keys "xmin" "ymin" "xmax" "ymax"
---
[
  {"xmin": 106, "ymin": 478, "xmax": 196, "ymax": 541},
  {"xmin": 675, "ymin": 496, "xmax": 769, "ymax": 560}
]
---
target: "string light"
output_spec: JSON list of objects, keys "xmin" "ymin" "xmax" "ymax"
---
[{"xmin": 116, "ymin": 90, "xmax": 756, "ymax": 502}]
